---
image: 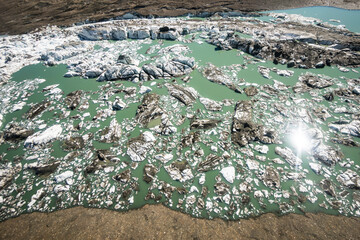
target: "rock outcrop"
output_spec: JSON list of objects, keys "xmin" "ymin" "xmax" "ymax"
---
[
  {"xmin": 275, "ymin": 146, "xmax": 302, "ymax": 166},
  {"xmin": 99, "ymin": 119, "xmax": 122, "ymax": 143},
  {"xmin": 165, "ymin": 84, "xmax": 198, "ymax": 106},
  {"xmin": 164, "ymin": 160, "xmax": 194, "ymax": 182},
  {"xmin": 202, "ymin": 64, "xmax": 242, "ymax": 93},
  {"xmin": 190, "ymin": 119, "xmax": 220, "ymax": 130},
  {"xmin": 65, "ymin": 90, "xmax": 83, "ymax": 110},
  {"xmin": 231, "ymin": 101, "xmax": 276, "ymax": 147},
  {"xmin": 199, "ymin": 97, "xmax": 222, "ymax": 111},
  {"xmin": 293, "ymin": 73, "xmax": 333, "ymax": 93},
  {"xmin": 198, "ymin": 154, "xmax": 224, "ymax": 172},
  {"xmin": 2, "ymin": 124, "xmax": 34, "ymax": 143},
  {"xmin": 127, "ymin": 132, "xmax": 156, "ymax": 162},
  {"xmin": 262, "ymin": 166, "xmax": 281, "ymax": 189},
  {"xmin": 337, "ymin": 169, "xmax": 360, "ymax": 189},
  {"xmin": 135, "ymin": 93, "xmax": 163, "ymax": 127},
  {"xmin": 329, "ymin": 120, "xmax": 360, "ymax": 137},
  {"xmin": 206, "ymin": 32, "xmax": 360, "ymax": 68},
  {"xmin": 143, "ymin": 164, "xmax": 158, "ymax": 183},
  {"xmin": 26, "ymin": 101, "xmax": 51, "ymax": 119}
]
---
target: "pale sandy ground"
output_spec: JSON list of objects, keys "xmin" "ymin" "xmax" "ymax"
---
[{"xmin": 1, "ymin": 205, "xmax": 360, "ymax": 240}]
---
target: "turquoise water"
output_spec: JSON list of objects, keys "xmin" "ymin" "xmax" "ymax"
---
[
  {"xmin": 0, "ymin": 9, "xmax": 360, "ymax": 221},
  {"xmin": 263, "ymin": 6, "xmax": 360, "ymax": 33}
]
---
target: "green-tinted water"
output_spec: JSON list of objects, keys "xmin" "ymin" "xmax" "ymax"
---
[{"xmin": 0, "ymin": 13, "xmax": 360, "ymax": 221}]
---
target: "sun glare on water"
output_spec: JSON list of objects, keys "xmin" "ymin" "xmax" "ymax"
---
[{"xmin": 290, "ymin": 126, "xmax": 311, "ymax": 154}]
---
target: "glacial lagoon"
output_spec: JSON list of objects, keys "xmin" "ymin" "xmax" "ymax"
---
[{"xmin": 0, "ymin": 7, "xmax": 359, "ymax": 221}]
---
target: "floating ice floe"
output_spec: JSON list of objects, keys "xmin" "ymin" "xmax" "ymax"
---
[{"xmin": 24, "ymin": 125, "xmax": 63, "ymax": 148}]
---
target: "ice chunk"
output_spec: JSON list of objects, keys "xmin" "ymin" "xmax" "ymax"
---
[
  {"xmin": 24, "ymin": 125, "xmax": 62, "ymax": 148},
  {"xmin": 54, "ymin": 171, "xmax": 74, "ymax": 183},
  {"xmin": 220, "ymin": 166, "xmax": 235, "ymax": 183},
  {"xmin": 139, "ymin": 86, "xmax": 152, "ymax": 94}
]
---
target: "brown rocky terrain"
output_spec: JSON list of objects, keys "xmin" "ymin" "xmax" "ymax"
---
[
  {"xmin": 1, "ymin": 205, "xmax": 360, "ymax": 240},
  {"xmin": 0, "ymin": 0, "xmax": 359, "ymax": 35}
]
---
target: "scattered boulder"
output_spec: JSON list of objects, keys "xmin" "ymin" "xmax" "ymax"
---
[
  {"xmin": 202, "ymin": 64, "xmax": 242, "ymax": 93},
  {"xmin": 85, "ymin": 69, "xmax": 103, "ymax": 78},
  {"xmin": 127, "ymin": 132, "xmax": 156, "ymax": 162},
  {"xmin": 320, "ymin": 179, "xmax": 336, "ymax": 197},
  {"xmin": 65, "ymin": 90, "xmax": 83, "ymax": 110},
  {"xmin": 99, "ymin": 119, "xmax": 122, "ymax": 143},
  {"xmin": 275, "ymin": 146, "xmax": 302, "ymax": 166},
  {"xmin": 165, "ymin": 84, "xmax": 198, "ymax": 105},
  {"xmin": 85, "ymin": 149, "xmax": 118, "ymax": 174},
  {"xmin": 2, "ymin": 124, "xmax": 34, "ymax": 143},
  {"xmin": 190, "ymin": 119, "xmax": 220, "ymax": 130},
  {"xmin": 214, "ymin": 182, "xmax": 230, "ymax": 195},
  {"xmin": 112, "ymin": 97, "xmax": 126, "ymax": 110},
  {"xmin": 143, "ymin": 164, "xmax": 158, "ymax": 183},
  {"xmin": 181, "ymin": 131, "xmax": 201, "ymax": 147},
  {"xmin": 315, "ymin": 61, "xmax": 325, "ymax": 68},
  {"xmin": 323, "ymin": 92, "xmax": 334, "ymax": 101},
  {"xmin": 336, "ymin": 169, "xmax": 360, "ymax": 189},
  {"xmin": 62, "ymin": 136, "xmax": 85, "ymax": 151},
  {"xmin": 28, "ymin": 162, "xmax": 60, "ymax": 178},
  {"xmin": 117, "ymin": 55, "xmax": 138, "ymax": 65},
  {"xmin": 113, "ymin": 169, "xmax": 131, "ymax": 183},
  {"xmin": 262, "ymin": 166, "xmax": 281, "ymax": 189},
  {"xmin": 244, "ymin": 86, "xmax": 259, "ymax": 96},
  {"xmin": 199, "ymin": 97, "xmax": 222, "ymax": 111},
  {"xmin": 164, "ymin": 160, "xmax": 193, "ymax": 182},
  {"xmin": 26, "ymin": 101, "xmax": 51, "ymax": 119},
  {"xmin": 329, "ymin": 120, "xmax": 360, "ymax": 137},
  {"xmin": 198, "ymin": 154, "xmax": 224, "ymax": 172}
]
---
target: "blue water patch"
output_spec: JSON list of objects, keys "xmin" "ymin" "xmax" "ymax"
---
[{"xmin": 262, "ymin": 6, "xmax": 360, "ymax": 33}]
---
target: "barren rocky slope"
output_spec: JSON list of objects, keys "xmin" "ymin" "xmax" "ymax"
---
[{"xmin": 0, "ymin": 0, "xmax": 359, "ymax": 35}]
